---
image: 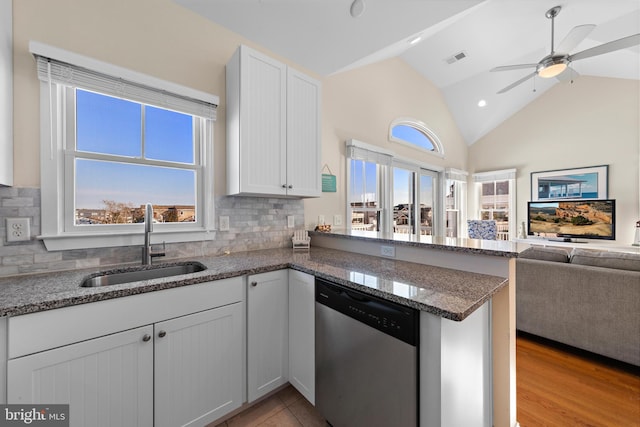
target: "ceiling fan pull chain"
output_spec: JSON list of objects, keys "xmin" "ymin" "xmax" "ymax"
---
[{"xmin": 550, "ymin": 11, "xmax": 555, "ymax": 53}]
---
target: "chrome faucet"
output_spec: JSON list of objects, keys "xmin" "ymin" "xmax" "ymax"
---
[{"xmin": 142, "ymin": 203, "xmax": 165, "ymax": 265}]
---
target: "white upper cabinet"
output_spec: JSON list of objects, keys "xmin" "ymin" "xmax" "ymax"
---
[
  {"xmin": 286, "ymin": 68, "xmax": 322, "ymax": 197},
  {"xmin": 1, "ymin": 0, "xmax": 13, "ymax": 186},
  {"xmin": 226, "ymin": 45, "xmax": 321, "ymax": 198}
]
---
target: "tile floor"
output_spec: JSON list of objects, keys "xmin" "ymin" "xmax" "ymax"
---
[{"xmin": 212, "ymin": 385, "xmax": 327, "ymax": 427}]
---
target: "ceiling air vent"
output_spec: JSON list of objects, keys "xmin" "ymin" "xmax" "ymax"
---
[{"xmin": 445, "ymin": 51, "xmax": 467, "ymax": 64}]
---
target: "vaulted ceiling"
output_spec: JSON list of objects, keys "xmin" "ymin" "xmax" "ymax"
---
[{"xmin": 174, "ymin": 0, "xmax": 640, "ymax": 145}]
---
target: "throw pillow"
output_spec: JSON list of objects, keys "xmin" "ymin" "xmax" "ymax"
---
[
  {"xmin": 570, "ymin": 248, "xmax": 640, "ymax": 272},
  {"xmin": 519, "ymin": 246, "xmax": 570, "ymax": 262}
]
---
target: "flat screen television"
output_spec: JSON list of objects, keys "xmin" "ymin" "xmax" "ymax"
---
[{"xmin": 527, "ymin": 199, "xmax": 616, "ymax": 241}]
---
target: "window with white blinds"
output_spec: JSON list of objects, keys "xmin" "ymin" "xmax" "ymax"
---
[
  {"xmin": 472, "ymin": 169, "xmax": 517, "ymax": 240},
  {"xmin": 32, "ymin": 42, "xmax": 219, "ymax": 250},
  {"xmin": 346, "ymin": 139, "xmax": 444, "ymax": 236},
  {"xmin": 34, "ymin": 56, "xmax": 217, "ymax": 120}
]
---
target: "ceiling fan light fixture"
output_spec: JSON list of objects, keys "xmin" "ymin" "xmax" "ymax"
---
[{"xmin": 537, "ymin": 56, "xmax": 568, "ymax": 78}]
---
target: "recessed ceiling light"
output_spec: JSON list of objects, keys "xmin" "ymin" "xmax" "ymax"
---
[
  {"xmin": 408, "ymin": 35, "xmax": 422, "ymax": 45},
  {"xmin": 478, "ymin": 99, "xmax": 487, "ymax": 107}
]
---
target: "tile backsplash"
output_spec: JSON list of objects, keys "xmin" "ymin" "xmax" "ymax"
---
[{"xmin": 0, "ymin": 187, "xmax": 304, "ymax": 277}]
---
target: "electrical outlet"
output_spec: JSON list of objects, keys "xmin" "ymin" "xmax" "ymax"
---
[
  {"xmin": 333, "ymin": 214, "xmax": 342, "ymax": 226},
  {"xmin": 219, "ymin": 216, "xmax": 230, "ymax": 231},
  {"xmin": 6, "ymin": 218, "xmax": 30, "ymax": 242},
  {"xmin": 380, "ymin": 245, "xmax": 395, "ymax": 258},
  {"xmin": 287, "ymin": 215, "xmax": 295, "ymax": 228},
  {"xmin": 318, "ymin": 215, "xmax": 325, "ymax": 225}
]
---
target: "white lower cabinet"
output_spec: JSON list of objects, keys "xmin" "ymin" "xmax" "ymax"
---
[
  {"xmin": 246, "ymin": 270, "xmax": 289, "ymax": 402},
  {"xmin": 246, "ymin": 269, "xmax": 316, "ymax": 405},
  {"xmin": 420, "ymin": 302, "xmax": 492, "ymax": 427},
  {"xmin": 8, "ymin": 325, "xmax": 155, "ymax": 427},
  {"xmin": 154, "ymin": 303, "xmax": 243, "ymax": 427},
  {"xmin": 7, "ymin": 278, "xmax": 244, "ymax": 427},
  {"xmin": 288, "ymin": 269, "xmax": 315, "ymax": 404}
]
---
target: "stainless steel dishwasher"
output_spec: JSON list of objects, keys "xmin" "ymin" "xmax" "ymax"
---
[{"xmin": 315, "ymin": 277, "xmax": 419, "ymax": 427}]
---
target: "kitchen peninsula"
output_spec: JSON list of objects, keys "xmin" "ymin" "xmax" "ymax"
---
[
  {"xmin": 0, "ymin": 242, "xmax": 517, "ymax": 427},
  {"xmin": 309, "ymin": 230, "xmax": 522, "ymax": 427}
]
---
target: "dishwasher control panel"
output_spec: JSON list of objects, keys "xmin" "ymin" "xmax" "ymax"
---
[{"xmin": 315, "ymin": 278, "xmax": 418, "ymax": 346}]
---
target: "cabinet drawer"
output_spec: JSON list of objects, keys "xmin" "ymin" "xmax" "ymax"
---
[{"xmin": 8, "ymin": 277, "xmax": 243, "ymax": 358}]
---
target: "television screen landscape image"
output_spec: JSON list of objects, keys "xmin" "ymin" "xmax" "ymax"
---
[{"xmin": 527, "ymin": 199, "xmax": 616, "ymax": 240}]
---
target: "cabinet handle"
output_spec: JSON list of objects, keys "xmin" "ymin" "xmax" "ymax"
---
[
  {"xmin": 142, "ymin": 334, "xmax": 151, "ymax": 342},
  {"xmin": 158, "ymin": 330, "xmax": 167, "ymax": 338},
  {"xmin": 282, "ymin": 184, "xmax": 287, "ymax": 188},
  {"xmin": 251, "ymin": 281, "xmax": 258, "ymax": 287},
  {"xmin": 288, "ymin": 185, "xmax": 293, "ymax": 189}
]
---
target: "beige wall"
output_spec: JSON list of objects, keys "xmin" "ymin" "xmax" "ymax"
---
[
  {"xmin": 469, "ymin": 76, "xmax": 640, "ymax": 244},
  {"xmin": 12, "ymin": 0, "xmax": 639, "ymax": 245},
  {"xmin": 304, "ymin": 57, "xmax": 468, "ymax": 229},
  {"xmin": 12, "ymin": 0, "xmax": 468, "ymax": 234},
  {"xmin": 11, "ymin": 0, "xmax": 318, "ymax": 196}
]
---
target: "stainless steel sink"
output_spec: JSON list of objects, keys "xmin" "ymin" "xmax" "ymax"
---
[{"xmin": 81, "ymin": 262, "xmax": 207, "ymax": 287}]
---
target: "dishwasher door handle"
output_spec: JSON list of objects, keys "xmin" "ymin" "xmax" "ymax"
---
[{"xmin": 341, "ymin": 289, "xmax": 370, "ymax": 303}]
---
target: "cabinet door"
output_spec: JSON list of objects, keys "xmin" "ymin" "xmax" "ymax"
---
[
  {"xmin": 7, "ymin": 325, "xmax": 154, "ymax": 427},
  {"xmin": 247, "ymin": 270, "xmax": 289, "ymax": 402},
  {"xmin": 288, "ymin": 270, "xmax": 315, "ymax": 404},
  {"xmin": 239, "ymin": 46, "xmax": 287, "ymax": 196},
  {"xmin": 286, "ymin": 68, "xmax": 321, "ymax": 197},
  {"xmin": 154, "ymin": 302, "xmax": 243, "ymax": 427}
]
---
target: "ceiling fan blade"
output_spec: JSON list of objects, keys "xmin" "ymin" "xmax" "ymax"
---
[
  {"xmin": 555, "ymin": 24, "xmax": 596, "ymax": 53},
  {"xmin": 497, "ymin": 72, "xmax": 537, "ymax": 94},
  {"xmin": 556, "ymin": 66, "xmax": 580, "ymax": 83},
  {"xmin": 490, "ymin": 64, "xmax": 538, "ymax": 72},
  {"xmin": 569, "ymin": 33, "xmax": 640, "ymax": 62}
]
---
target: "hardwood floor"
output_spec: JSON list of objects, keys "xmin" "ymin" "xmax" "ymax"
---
[
  {"xmin": 516, "ymin": 332, "xmax": 640, "ymax": 427},
  {"xmin": 211, "ymin": 333, "xmax": 639, "ymax": 427}
]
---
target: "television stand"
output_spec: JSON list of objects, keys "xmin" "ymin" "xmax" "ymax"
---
[{"xmin": 547, "ymin": 238, "xmax": 588, "ymax": 244}]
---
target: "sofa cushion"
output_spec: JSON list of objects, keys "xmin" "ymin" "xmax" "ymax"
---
[
  {"xmin": 570, "ymin": 248, "xmax": 640, "ymax": 272},
  {"xmin": 519, "ymin": 246, "xmax": 570, "ymax": 262}
]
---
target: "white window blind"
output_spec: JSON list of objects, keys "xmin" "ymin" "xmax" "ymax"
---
[
  {"xmin": 473, "ymin": 168, "xmax": 516, "ymax": 182},
  {"xmin": 346, "ymin": 139, "xmax": 392, "ymax": 166},
  {"xmin": 445, "ymin": 168, "xmax": 469, "ymax": 182},
  {"xmin": 35, "ymin": 56, "xmax": 217, "ymax": 120}
]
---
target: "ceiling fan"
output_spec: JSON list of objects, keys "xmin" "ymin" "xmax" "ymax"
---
[{"xmin": 491, "ymin": 5, "xmax": 640, "ymax": 94}]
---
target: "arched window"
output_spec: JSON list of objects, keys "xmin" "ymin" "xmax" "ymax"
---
[{"xmin": 389, "ymin": 118, "xmax": 444, "ymax": 157}]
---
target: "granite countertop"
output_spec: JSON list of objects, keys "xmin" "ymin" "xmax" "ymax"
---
[
  {"xmin": 309, "ymin": 229, "xmax": 525, "ymax": 257},
  {"xmin": 0, "ymin": 247, "xmax": 508, "ymax": 321}
]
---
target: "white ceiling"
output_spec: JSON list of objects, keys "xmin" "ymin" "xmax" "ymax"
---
[{"xmin": 174, "ymin": 0, "xmax": 640, "ymax": 145}]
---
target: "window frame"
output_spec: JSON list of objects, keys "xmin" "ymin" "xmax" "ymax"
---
[
  {"xmin": 444, "ymin": 168, "xmax": 468, "ymax": 238},
  {"xmin": 346, "ymin": 141, "xmax": 391, "ymax": 234},
  {"xmin": 390, "ymin": 160, "xmax": 439, "ymax": 236},
  {"xmin": 346, "ymin": 140, "xmax": 444, "ymax": 238},
  {"xmin": 33, "ymin": 42, "xmax": 218, "ymax": 250},
  {"xmin": 472, "ymin": 169, "xmax": 517, "ymax": 240},
  {"xmin": 63, "ymin": 87, "xmax": 206, "ymax": 234},
  {"xmin": 388, "ymin": 117, "xmax": 445, "ymax": 159}
]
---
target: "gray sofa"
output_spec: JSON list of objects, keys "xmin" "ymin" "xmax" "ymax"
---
[{"xmin": 516, "ymin": 246, "xmax": 640, "ymax": 366}]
